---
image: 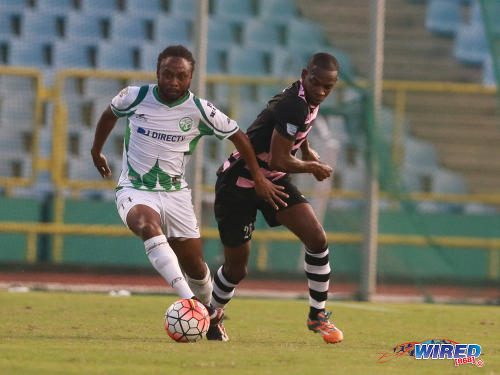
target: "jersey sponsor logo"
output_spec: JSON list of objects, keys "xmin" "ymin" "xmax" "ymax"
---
[
  {"xmin": 206, "ymin": 102, "xmax": 217, "ymax": 118},
  {"xmin": 179, "ymin": 116, "xmax": 193, "ymax": 132},
  {"xmin": 134, "ymin": 113, "xmax": 147, "ymax": 122},
  {"xmin": 137, "ymin": 127, "xmax": 186, "ymax": 142},
  {"xmin": 286, "ymin": 123, "xmax": 298, "ymax": 136}
]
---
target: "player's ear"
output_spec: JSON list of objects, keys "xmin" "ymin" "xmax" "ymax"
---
[{"xmin": 301, "ymin": 68, "xmax": 308, "ymax": 81}]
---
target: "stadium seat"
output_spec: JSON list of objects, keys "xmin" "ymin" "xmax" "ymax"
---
[
  {"xmin": 126, "ymin": 0, "xmax": 168, "ymax": 16},
  {"xmin": 64, "ymin": 98, "xmax": 94, "ymax": 128},
  {"xmin": 36, "ymin": 0, "xmax": 76, "ymax": 13},
  {"xmin": 0, "ymin": 11, "xmax": 21, "ymax": 38},
  {"xmin": 80, "ymin": 0, "xmax": 124, "ymax": 15},
  {"xmin": 110, "ymin": 14, "xmax": 154, "ymax": 42},
  {"xmin": 212, "ymin": 0, "xmax": 255, "ymax": 22},
  {"xmin": 83, "ymin": 78, "xmax": 123, "ymax": 98},
  {"xmin": 403, "ymin": 137, "xmax": 439, "ymax": 168},
  {"xmin": 453, "ymin": 23, "xmax": 489, "ymax": 65},
  {"xmin": 96, "ymin": 42, "xmax": 141, "ymax": 70},
  {"xmin": 259, "ymin": 0, "xmax": 297, "ymax": 21},
  {"xmin": 141, "ymin": 44, "xmax": 161, "ymax": 72},
  {"xmin": 286, "ymin": 19, "xmax": 327, "ymax": 49},
  {"xmin": 154, "ymin": 16, "xmax": 191, "ymax": 47},
  {"xmin": 207, "ymin": 47, "xmax": 228, "ymax": 74},
  {"xmin": 425, "ymin": 0, "xmax": 462, "ymax": 36},
  {"xmin": 482, "ymin": 55, "xmax": 496, "ymax": 86},
  {"xmin": 236, "ymin": 102, "xmax": 264, "ymax": 130},
  {"xmin": 21, "ymin": 10, "xmax": 66, "ymax": 39},
  {"xmin": 227, "ymin": 46, "xmax": 270, "ymax": 75},
  {"xmin": 66, "ymin": 13, "xmax": 110, "ymax": 41},
  {"xmin": 0, "ymin": 96, "xmax": 35, "ymax": 129},
  {"xmin": 208, "ymin": 18, "xmax": 238, "ymax": 49},
  {"xmin": 431, "ymin": 168, "xmax": 468, "ymax": 194},
  {"xmin": 8, "ymin": 40, "xmax": 53, "ymax": 67},
  {"xmin": 0, "ymin": 0, "xmax": 29, "ymax": 12},
  {"xmin": 339, "ymin": 166, "xmax": 365, "ymax": 191},
  {"xmin": 169, "ymin": 0, "xmax": 195, "ymax": 20},
  {"xmin": 0, "ymin": 75, "xmax": 35, "ymax": 95},
  {"xmin": 0, "ymin": 151, "xmax": 32, "ymax": 178},
  {"xmin": 242, "ymin": 19, "xmax": 283, "ymax": 51},
  {"xmin": 52, "ymin": 41, "xmax": 97, "ymax": 69}
]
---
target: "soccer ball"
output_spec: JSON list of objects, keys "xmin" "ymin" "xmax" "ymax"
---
[{"xmin": 164, "ymin": 298, "xmax": 210, "ymax": 343}]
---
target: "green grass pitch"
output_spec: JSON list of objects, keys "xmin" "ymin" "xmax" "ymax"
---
[{"xmin": 0, "ymin": 291, "xmax": 499, "ymax": 375}]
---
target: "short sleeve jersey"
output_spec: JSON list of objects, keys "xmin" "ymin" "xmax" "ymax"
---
[
  {"xmin": 219, "ymin": 80, "xmax": 319, "ymax": 185},
  {"xmin": 111, "ymin": 84, "xmax": 239, "ymax": 192}
]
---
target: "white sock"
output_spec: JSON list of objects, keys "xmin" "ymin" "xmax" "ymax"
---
[
  {"xmin": 144, "ymin": 235, "xmax": 193, "ymax": 299},
  {"xmin": 186, "ymin": 263, "xmax": 213, "ymax": 306}
]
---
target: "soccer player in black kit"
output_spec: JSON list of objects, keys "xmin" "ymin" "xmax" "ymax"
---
[{"xmin": 206, "ymin": 53, "xmax": 343, "ymax": 343}]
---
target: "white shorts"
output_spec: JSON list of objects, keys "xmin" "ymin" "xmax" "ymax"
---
[{"xmin": 115, "ymin": 187, "xmax": 200, "ymax": 239}]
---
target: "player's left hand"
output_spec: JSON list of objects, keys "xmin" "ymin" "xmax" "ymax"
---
[
  {"xmin": 301, "ymin": 147, "xmax": 320, "ymax": 162},
  {"xmin": 254, "ymin": 177, "xmax": 289, "ymax": 210}
]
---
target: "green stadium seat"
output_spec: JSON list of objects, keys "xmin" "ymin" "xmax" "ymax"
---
[
  {"xmin": 169, "ymin": 0, "xmax": 195, "ymax": 20},
  {"xmin": 403, "ymin": 137, "xmax": 439, "ymax": 169},
  {"xmin": 431, "ymin": 168, "xmax": 468, "ymax": 194},
  {"xmin": 126, "ymin": 0, "xmax": 168, "ymax": 16},
  {"xmin": 208, "ymin": 18, "xmax": 239, "ymax": 49},
  {"xmin": 80, "ymin": 0, "xmax": 124, "ymax": 15},
  {"xmin": 242, "ymin": 19, "xmax": 283, "ymax": 51},
  {"xmin": 259, "ymin": 0, "xmax": 298, "ymax": 21},
  {"xmin": 227, "ymin": 46, "xmax": 270, "ymax": 75}
]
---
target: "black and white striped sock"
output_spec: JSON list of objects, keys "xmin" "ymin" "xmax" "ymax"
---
[
  {"xmin": 304, "ymin": 247, "xmax": 331, "ymax": 319},
  {"xmin": 211, "ymin": 266, "xmax": 239, "ymax": 309}
]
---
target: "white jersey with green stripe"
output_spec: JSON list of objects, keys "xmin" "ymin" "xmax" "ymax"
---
[{"xmin": 110, "ymin": 84, "xmax": 239, "ymax": 192}]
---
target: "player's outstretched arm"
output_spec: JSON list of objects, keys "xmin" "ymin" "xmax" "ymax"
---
[
  {"xmin": 228, "ymin": 130, "xmax": 288, "ymax": 210},
  {"xmin": 299, "ymin": 139, "xmax": 321, "ymax": 162},
  {"xmin": 269, "ymin": 129, "xmax": 332, "ymax": 181},
  {"xmin": 90, "ymin": 106, "xmax": 118, "ymax": 178}
]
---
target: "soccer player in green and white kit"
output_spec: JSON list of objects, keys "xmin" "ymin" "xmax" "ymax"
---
[{"xmin": 91, "ymin": 45, "xmax": 287, "ymax": 340}]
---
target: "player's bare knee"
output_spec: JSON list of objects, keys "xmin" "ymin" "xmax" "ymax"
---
[
  {"xmin": 139, "ymin": 222, "xmax": 163, "ymax": 241},
  {"xmin": 304, "ymin": 229, "xmax": 327, "ymax": 252},
  {"xmin": 224, "ymin": 264, "xmax": 247, "ymax": 283}
]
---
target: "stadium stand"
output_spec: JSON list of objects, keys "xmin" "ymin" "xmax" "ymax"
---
[{"xmin": 425, "ymin": 0, "xmax": 462, "ymax": 36}]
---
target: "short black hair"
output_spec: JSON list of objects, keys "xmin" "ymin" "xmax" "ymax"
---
[
  {"xmin": 157, "ymin": 45, "xmax": 196, "ymax": 73},
  {"xmin": 307, "ymin": 52, "xmax": 339, "ymax": 72}
]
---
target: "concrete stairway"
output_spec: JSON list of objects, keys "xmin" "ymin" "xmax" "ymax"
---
[{"xmin": 298, "ymin": 0, "xmax": 500, "ymax": 194}]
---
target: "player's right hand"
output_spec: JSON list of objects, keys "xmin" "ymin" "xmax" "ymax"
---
[
  {"xmin": 311, "ymin": 161, "xmax": 332, "ymax": 181},
  {"xmin": 254, "ymin": 177, "xmax": 289, "ymax": 210},
  {"xmin": 91, "ymin": 151, "xmax": 112, "ymax": 178}
]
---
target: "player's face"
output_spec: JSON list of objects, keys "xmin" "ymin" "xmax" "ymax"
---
[
  {"xmin": 157, "ymin": 56, "xmax": 193, "ymax": 102},
  {"xmin": 301, "ymin": 66, "xmax": 338, "ymax": 106}
]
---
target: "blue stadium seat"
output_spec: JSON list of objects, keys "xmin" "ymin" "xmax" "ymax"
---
[
  {"xmin": 0, "ymin": 96, "xmax": 35, "ymax": 128},
  {"xmin": 169, "ymin": 0, "xmax": 195, "ymax": 20},
  {"xmin": 66, "ymin": 13, "xmax": 110, "ymax": 41},
  {"xmin": 154, "ymin": 16, "xmax": 191, "ymax": 46},
  {"xmin": 208, "ymin": 18, "xmax": 238, "ymax": 49},
  {"xmin": 432, "ymin": 169, "xmax": 467, "ymax": 194},
  {"xmin": 0, "ymin": 75, "xmax": 35, "ymax": 95},
  {"xmin": 259, "ymin": 0, "xmax": 298, "ymax": 20},
  {"xmin": 53, "ymin": 41, "xmax": 97, "ymax": 68},
  {"xmin": 425, "ymin": 0, "xmax": 462, "ymax": 36},
  {"xmin": 110, "ymin": 14, "xmax": 154, "ymax": 42},
  {"xmin": 83, "ymin": 79, "xmax": 123, "ymax": 98},
  {"xmin": 36, "ymin": 0, "xmax": 76, "ymax": 12},
  {"xmin": 269, "ymin": 48, "xmax": 302, "ymax": 76},
  {"xmin": 403, "ymin": 137, "xmax": 439, "ymax": 168},
  {"xmin": 80, "ymin": 0, "xmax": 123, "ymax": 15},
  {"xmin": 482, "ymin": 55, "xmax": 495, "ymax": 86},
  {"xmin": 207, "ymin": 48, "xmax": 228, "ymax": 73},
  {"xmin": 236, "ymin": 102, "xmax": 264, "ymax": 130},
  {"xmin": 212, "ymin": 0, "xmax": 255, "ymax": 22},
  {"xmin": 0, "ymin": 0, "xmax": 29, "ymax": 12},
  {"xmin": 340, "ymin": 166, "xmax": 365, "ymax": 191},
  {"xmin": 286, "ymin": 19, "xmax": 327, "ymax": 49},
  {"xmin": 227, "ymin": 46, "xmax": 270, "ymax": 75},
  {"xmin": 141, "ymin": 44, "xmax": 162, "ymax": 72},
  {"xmin": 0, "ymin": 151, "xmax": 32, "ymax": 178},
  {"xmin": 96, "ymin": 42, "xmax": 141, "ymax": 70},
  {"xmin": 21, "ymin": 10, "xmax": 65, "ymax": 39},
  {"xmin": 0, "ymin": 11, "xmax": 21, "ymax": 38},
  {"xmin": 126, "ymin": 0, "xmax": 168, "ymax": 16},
  {"xmin": 242, "ymin": 19, "xmax": 283, "ymax": 51},
  {"xmin": 8, "ymin": 40, "xmax": 52, "ymax": 67},
  {"xmin": 453, "ymin": 23, "xmax": 488, "ymax": 65}
]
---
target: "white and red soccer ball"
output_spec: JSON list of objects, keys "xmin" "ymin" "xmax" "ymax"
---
[{"xmin": 164, "ymin": 298, "xmax": 210, "ymax": 343}]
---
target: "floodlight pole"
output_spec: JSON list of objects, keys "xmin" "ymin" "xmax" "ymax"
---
[
  {"xmin": 360, "ymin": 0, "xmax": 385, "ymax": 301},
  {"xmin": 192, "ymin": 0, "xmax": 209, "ymax": 222}
]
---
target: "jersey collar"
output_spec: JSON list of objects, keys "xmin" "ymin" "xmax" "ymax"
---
[
  {"xmin": 153, "ymin": 85, "xmax": 191, "ymax": 108},
  {"xmin": 298, "ymin": 79, "xmax": 318, "ymax": 112}
]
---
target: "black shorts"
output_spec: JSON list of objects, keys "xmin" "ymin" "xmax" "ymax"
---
[{"xmin": 214, "ymin": 174, "xmax": 308, "ymax": 247}]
